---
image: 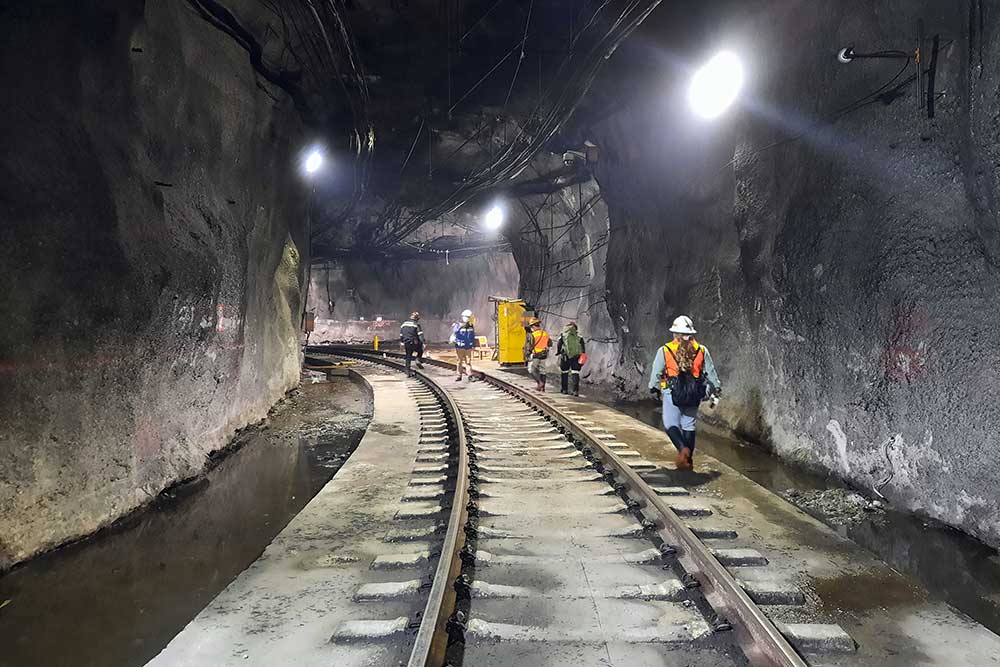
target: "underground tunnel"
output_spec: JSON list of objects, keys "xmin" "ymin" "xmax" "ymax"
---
[{"xmin": 2, "ymin": 1, "xmax": 1000, "ymax": 666}]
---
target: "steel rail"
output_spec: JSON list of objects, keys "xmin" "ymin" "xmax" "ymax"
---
[
  {"xmin": 314, "ymin": 345, "xmax": 807, "ymax": 667},
  {"xmin": 325, "ymin": 348, "xmax": 469, "ymax": 667},
  {"xmin": 474, "ymin": 372, "xmax": 809, "ymax": 667}
]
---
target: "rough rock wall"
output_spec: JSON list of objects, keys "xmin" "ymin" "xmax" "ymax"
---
[
  {"xmin": 307, "ymin": 253, "xmax": 519, "ymax": 343},
  {"xmin": 507, "ymin": 156, "xmax": 619, "ymax": 389},
  {"xmin": 582, "ymin": 0, "xmax": 1000, "ymax": 546},
  {"xmin": 0, "ymin": 1, "xmax": 309, "ymax": 568}
]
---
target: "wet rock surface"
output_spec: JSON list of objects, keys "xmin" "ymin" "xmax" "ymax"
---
[
  {"xmin": 0, "ymin": 379, "xmax": 372, "ymax": 667},
  {"xmin": 515, "ymin": 0, "xmax": 1000, "ymax": 548},
  {"xmin": 0, "ymin": 2, "xmax": 310, "ymax": 567},
  {"xmin": 781, "ymin": 488, "xmax": 886, "ymax": 526}
]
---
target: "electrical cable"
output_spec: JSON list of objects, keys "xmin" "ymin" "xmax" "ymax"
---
[
  {"xmin": 371, "ymin": 0, "xmax": 661, "ymax": 249},
  {"xmin": 501, "ymin": 0, "xmax": 535, "ymax": 114},
  {"xmin": 723, "ymin": 55, "xmax": 914, "ymax": 172}
]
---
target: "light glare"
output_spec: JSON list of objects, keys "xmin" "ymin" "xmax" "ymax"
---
[
  {"xmin": 688, "ymin": 51, "xmax": 744, "ymax": 119},
  {"xmin": 484, "ymin": 205, "xmax": 504, "ymax": 230},
  {"xmin": 304, "ymin": 149, "xmax": 323, "ymax": 174}
]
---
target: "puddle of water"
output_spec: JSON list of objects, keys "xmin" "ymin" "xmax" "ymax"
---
[
  {"xmin": 612, "ymin": 399, "xmax": 1000, "ymax": 637},
  {"xmin": 811, "ymin": 570, "xmax": 927, "ymax": 612},
  {"xmin": 0, "ymin": 380, "xmax": 372, "ymax": 667}
]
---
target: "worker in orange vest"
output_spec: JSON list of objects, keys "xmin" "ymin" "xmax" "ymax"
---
[
  {"xmin": 648, "ymin": 315, "xmax": 721, "ymax": 470},
  {"xmin": 524, "ymin": 317, "xmax": 552, "ymax": 392}
]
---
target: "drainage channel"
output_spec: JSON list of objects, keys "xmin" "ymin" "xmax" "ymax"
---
[{"xmin": 320, "ymin": 346, "xmax": 847, "ymax": 667}]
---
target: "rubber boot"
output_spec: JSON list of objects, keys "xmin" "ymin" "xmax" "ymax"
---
[
  {"xmin": 666, "ymin": 427, "xmax": 687, "ymax": 468},
  {"xmin": 678, "ymin": 449, "xmax": 692, "ymax": 470},
  {"xmin": 682, "ymin": 430, "xmax": 696, "ymax": 470},
  {"xmin": 570, "ymin": 374, "xmax": 580, "ymax": 396},
  {"xmin": 539, "ymin": 375, "xmax": 547, "ymax": 393},
  {"xmin": 560, "ymin": 372, "xmax": 569, "ymax": 394}
]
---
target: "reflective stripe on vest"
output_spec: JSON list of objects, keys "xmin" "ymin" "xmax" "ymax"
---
[
  {"xmin": 661, "ymin": 340, "xmax": 704, "ymax": 386},
  {"xmin": 532, "ymin": 330, "xmax": 550, "ymax": 353}
]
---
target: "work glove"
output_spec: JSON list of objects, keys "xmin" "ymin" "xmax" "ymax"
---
[{"xmin": 579, "ymin": 353, "xmax": 588, "ymax": 365}]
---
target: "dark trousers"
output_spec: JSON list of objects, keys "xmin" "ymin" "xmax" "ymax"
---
[
  {"xmin": 403, "ymin": 341, "xmax": 423, "ymax": 373},
  {"xmin": 560, "ymin": 356, "xmax": 582, "ymax": 394}
]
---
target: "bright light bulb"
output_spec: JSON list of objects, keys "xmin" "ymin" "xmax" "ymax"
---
[
  {"xmin": 484, "ymin": 205, "xmax": 504, "ymax": 230},
  {"xmin": 304, "ymin": 149, "xmax": 323, "ymax": 174},
  {"xmin": 688, "ymin": 51, "xmax": 744, "ymax": 120}
]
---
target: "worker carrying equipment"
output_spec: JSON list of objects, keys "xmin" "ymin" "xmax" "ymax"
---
[
  {"xmin": 557, "ymin": 322, "xmax": 586, "ymax": 396},
  {"xmin": 454, "ymin": 311, "xmax": 477, "ymax": 382},
  {"xmin": 524, "ymin": 317, "xmax": 552, "ymax": 392},
  {"xmin": 647, "ymin": 315, "xmax": 721, "ymax": 471},
  {"xmin": 400, "ymin": 311, "xmax": 426, "ymax": 376}
]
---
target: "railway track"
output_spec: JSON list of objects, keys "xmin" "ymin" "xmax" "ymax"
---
[{"xmin": 317, "ymin": 346, "xmax": 818, "ymax": 667}]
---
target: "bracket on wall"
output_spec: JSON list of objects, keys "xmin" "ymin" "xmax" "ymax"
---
[
  {"xmin": 837, "ymin": 19, "xmax": 947, "ymax": 120},
  {"xmin": 921, "ymin": 32, "xmax": 942, "ymax": 119}
]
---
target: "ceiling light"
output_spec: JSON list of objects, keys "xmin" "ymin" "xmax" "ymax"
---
[
  {"xmin": 688, "ymin": 51, "xmax": 744, "ymax": 119},
  {"xmin": 304, "ymin": 148, "xmax": 324, "ymax": 174},
  {"xmin": 484, "ymin": 204, "xmax": 504, "ymax": 230}
]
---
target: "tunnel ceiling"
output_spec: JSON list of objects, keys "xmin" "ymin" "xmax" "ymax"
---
[{"xmin": 188, "ymin": 0, "xmax": 669, "ymax": 261}]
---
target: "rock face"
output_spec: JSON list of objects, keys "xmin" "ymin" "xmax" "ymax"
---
[
  {"xmin": 0, "ymin": 3, "xmax": 309, "ymax": 567},
  {"xmin": 556, "ymin": 0, "xmax": 1000, "ymax": 547},
  {"xmin": 307, "ymin": 253, "xmax": 519, "ymax": 343},
  {"xmin": 507, "ymin": 155, "xmax": 619, "ymax": 389}
]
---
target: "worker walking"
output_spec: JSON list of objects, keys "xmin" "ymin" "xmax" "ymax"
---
[
  {"xmin": 524, "ymin": 317, "xmax": 552, "ymax": 392},
  {"xmin": 400, "ymin": 311, "xmax": 426, "ymax": 376},
  {"xmin": 648, "ymin": 316, "xmax": 721, "ymax": 470},
  {"xmin": 557, "ymin": 321, "xmax": 587, "ymax": 396},
  {"xmin": 454, "ymin": 309, "xmax": 476, "ymax": 382}
]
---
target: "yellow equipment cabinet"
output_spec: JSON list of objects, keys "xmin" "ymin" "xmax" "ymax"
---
[{"xmin": 495, "ymin": 299, "xmax": 529, "ymax": 365}]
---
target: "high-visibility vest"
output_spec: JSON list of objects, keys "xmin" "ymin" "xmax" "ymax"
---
[
  {"xmin": 660, "ymin": 340, "xmax": 704, "ymax": 388},
  {"xmin": 532, "ymin": 330, "xmax": 550, "ymax": 353}
]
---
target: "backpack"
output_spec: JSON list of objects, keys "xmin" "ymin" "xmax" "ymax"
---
[
  {"xmin": 562, "ymin": 331, "xmax": 583, "ymax": 358},
  {"xmin": 665, "ymin": 347, "xmax": 706, "ymax": 408}
]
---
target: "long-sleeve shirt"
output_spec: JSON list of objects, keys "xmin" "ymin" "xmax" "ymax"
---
[
  {"xmin": 647, "ymin": 344, "xmax": 720, "ymax": 391},
  {"xmin": 454, "ymin": 324, "xmax": 476, "ymax": 349},
  {"xmin": 400, "ymin": 320, "xmax": 424, "ymax": 345}
]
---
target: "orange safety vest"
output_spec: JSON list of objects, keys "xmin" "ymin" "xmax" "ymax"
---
[
  {"xmin": 532, "ymin": 329, "xmax": 551, "ymax": 353},
  {"xmin": 660, "ymin": 340, "xmax": 704, "ymax": 388}
]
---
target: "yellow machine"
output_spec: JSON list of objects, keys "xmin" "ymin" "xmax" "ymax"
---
[{"xmin": 492, "ymin": 297, "xmax": 534, "ymax": 366}]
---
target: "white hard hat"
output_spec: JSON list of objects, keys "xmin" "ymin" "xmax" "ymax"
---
[
  {"xmin": 461, "ymin": 309, "xmax": 472, "ymax": 318},
  {"xmin": 669, "ymin": 315, "xmax": 697, "ymax": 335}
]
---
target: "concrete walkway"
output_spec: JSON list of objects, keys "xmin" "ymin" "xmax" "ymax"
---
[
  {"xmin": 145, "ymin": 365, "xmax": 435, "ymax": 667},
  {"xmin": 145, "ymin": 356, "xmax": 1000, "ymax": 666}
]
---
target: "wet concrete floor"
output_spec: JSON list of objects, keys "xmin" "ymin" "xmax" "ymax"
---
[
  {"xmin": 0, "ymin": 377, "xmax": 372, "ymax": 667},
  {"xmin": 613, "ymin": 399, "xmax": 1000, "ymax": 639},
  {"xmin": 375, "ymin": 357, "xmax": 1000, "ymax": 643}
]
